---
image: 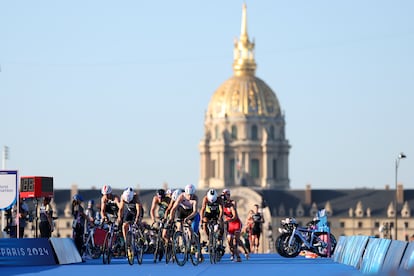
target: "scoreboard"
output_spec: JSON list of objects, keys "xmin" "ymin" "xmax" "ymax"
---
[{"xmin": 20, "ymin": 176, "xmax": 54, "ymax": 199}]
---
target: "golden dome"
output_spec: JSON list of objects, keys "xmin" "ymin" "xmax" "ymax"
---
[
  {"xmin": 206, "ymin": 3, "xmax": 281, "ymax": 119},
  {"xmin": 207, "ymin": 75, "xmax": 281, "ymax": 118}
]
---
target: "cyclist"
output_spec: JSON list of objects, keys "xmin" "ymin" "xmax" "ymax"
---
[
  {"xmin": 170, "ymin": 184, "xmax": 200, "ymax": 235},
  {"xmin": 150, "ymin": 189, "xmax": 171, "ymax": 224},
  {"xmin": 165, "ymin": 188, "xmax": 183, "ymax": 221},
  {"xmin": 100, "ymin": 184, "xmax": 120, "ymax": 224},
  {"xmin": 222, "ymin": 189, "xmax": 243, "ymax": 262},
  {"xmin": 118, "ymin": 187, "xmax": 142, "ymax": 243},
  {"xmin": 200, "ymin": 189, "xmax": 223, "ymax": 250},
  {"xmin": 162, "ymin": 188, "xmax": 183, "ymax": 243},
  {"xmin": 251, "ymin": 204, "xmax": 264, "ymax": 253}
]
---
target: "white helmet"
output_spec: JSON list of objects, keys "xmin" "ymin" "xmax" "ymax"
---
[
  {"xmin": 207, "ymin": 189, "xmax": 217, "ymax": 203},
  {"xmin": 122, "ymin": 187, "xmax": 134, "ymax": 203},
  {"xmin": 172, "ymin": 189, "xmax": 183, "ymax": 201},
  {"xmin": 101, "ymin": 185, "xmax": 112, "ymax": 195},
  {"xmin": 185, "ymin": 184, "xmax": 196, "ymax": 195}
]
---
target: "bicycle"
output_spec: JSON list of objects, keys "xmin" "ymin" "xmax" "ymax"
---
[
  {"xmin": 125, "ymin": 222, "xmax": 145, "ymax": 265},
  {"xmin": 82, "ymin": 224, "xmax": 104, "ymax": 259},
  {"xmin": 102, "ymin": 219, "xmax": 124, "ymax": 264},
  {"xmin": 152, "ymin": 220, "xmax": 165, "ymax": 263},
  {"xmin": 172, "ymin": 218, "xmax": 201, "ymax": 266},
  {"xmin": 206, "ymin": 219, "xmax": 223, "ymax": 264},
  {"xmin": 163, "ymin": 219, "xmax": 177, "ymax": 264}
]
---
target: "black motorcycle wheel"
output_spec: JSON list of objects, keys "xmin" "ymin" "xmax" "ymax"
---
[{"xmin": 275, "ymin": 232, "xmax": 301, "ymax": 258}]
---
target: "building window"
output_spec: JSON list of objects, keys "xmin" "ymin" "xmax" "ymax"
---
[
  {"xmin": 269, "ymin": 125, "xmax": 275, "ymax": 140},
  {"xmin": 230, "ymin": 159, "xmax": 235, "ymax": 180},
  {"xmin": 66, "ymin": 222, "xmax": 71, "ymax": 228},
  {"xmin": 231, "ymin": 125, "xmax": 237, "ymax": 139},
  {"xmin": 374, "ymin": 222, "xmax": 380, "ymax": 228},
  {"xmin": 251, "ymin": 125, "xmax": 258, "ymax": 140},
  {"xmin": 273, "ymin": 159, "xmax": 277, "ymax": 180},
  {"xmin": 211, "ymin": 160, "xmax": 216, "ymax": 178},
  {"xmin": 357, "ymin": 221, "xmax": 363, "ymax": 228},
  {"xmin": 340, "ymin": 222, "xmax": 345, "ymax": 228},
  {"xmin": 251, "ymin": 159, "xmax": 260, "ymax": 178}
]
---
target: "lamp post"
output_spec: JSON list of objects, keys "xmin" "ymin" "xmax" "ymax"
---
[{"xmin": 395, "ymin": 152, "xmax": 406, "ymax": 240}]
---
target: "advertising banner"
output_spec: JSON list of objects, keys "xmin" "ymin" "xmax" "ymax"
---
[
  {"xmin": 0, "ymin": 238, "xmax": 56, "ymax": 266},
  {"xmin": 0, "ymin": 170, "xmax": 18, "ymax": 210}
]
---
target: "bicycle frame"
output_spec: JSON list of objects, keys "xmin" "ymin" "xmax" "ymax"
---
[
  {"xmin": 83, "ymin": 226, "xmax": 101, "ymax": 259},
  {"xmin": 173, "ymin": 219, "xmax": 201, "ymax": 266},
  {"xmin": 206, "ymin": 219, "xmax": 221, "ymax": 264}
]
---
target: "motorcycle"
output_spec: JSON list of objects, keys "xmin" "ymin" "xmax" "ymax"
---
[{"xmin": 275, "ymin": 211, "xmax": 337, "ymax": 258}]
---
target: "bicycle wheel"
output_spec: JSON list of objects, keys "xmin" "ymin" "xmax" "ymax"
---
[
  {"xmin": 173, "ymin": 231, "xmax": 187, "ymax": 266},
  {"xmin": 85, "ymin": 236, "xmax": 102, "ymax": 259},
  {"xmin": 102, "ymin": 232, "xmax": 112, "ymax": 264},
  {"xmin": 153, "ymin": 229, "xmax": 164, "ymax": 263},
  {"xmin": 135, "ymin": 229, "xmax": 145, "ymax": 265},
  {"xmin": 126, "ymin": 231, "xmax": 134, "ymax": 265},
  {"xmin": 209, "ymin": 231, "xmax": 217, "ymax": 264},
  {"xmin": 215, "ymin": 238, "xmax": 224, "ymax": 262},
  {"xmin": 91, "ymin": 244, "xmax": 102, "ymax": 259},
  {"xmin": 165, "ymin": 240, "xmax": 173, "ymax": 264},
  {"xmin": 189, "ymin": 233, "xmax": 201, "ymax": 266}
]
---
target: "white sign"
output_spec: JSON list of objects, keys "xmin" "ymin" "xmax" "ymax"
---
[{"xmin": 0, "ymin": 170, "xmax": 18, "ymax": 210}]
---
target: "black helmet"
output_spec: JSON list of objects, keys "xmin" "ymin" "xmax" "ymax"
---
[{"xmin": 156, "ymin": 189, "xmax": 166, "ymax": 198}]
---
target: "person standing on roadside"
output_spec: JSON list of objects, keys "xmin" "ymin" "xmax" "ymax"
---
[
  {"xmin": 9, "ymin": 199, "xmax": 29, "ymax": 238},
  {"xmin": 72, "ymin": 194, "xmax": 86, "ymax": 256},
  {"xmin": 39, "ymin": 197, "xmax": 54, "ymax": 238}
]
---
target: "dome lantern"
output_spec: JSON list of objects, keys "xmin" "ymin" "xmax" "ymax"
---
[{"xmin": 233, "ymin": 3, "xmax": 256, "ymax": 77}]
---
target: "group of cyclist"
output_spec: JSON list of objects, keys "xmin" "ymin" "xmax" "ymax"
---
[{"xmin": 74, "ymin": 183, "xmax": 264, "ymax": 263}]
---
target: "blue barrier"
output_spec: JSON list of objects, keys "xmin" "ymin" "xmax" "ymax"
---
[
  {"xmin": 0, "ymin": 238, "xmax": 56, "ymax": 266},
  {"xmin": 332, "ymin": 235, "xmax": 347, "ymax": 263},
  {"xmin": 382, "ymin": 240, "xmax": 408, "ymax": 273},
  {"xmin": 340, "ymin": 235, "xmax": 369, "ymax": 269},
  {"xmin": 359, "ymin": 237, "xmax": 391, "ymax": 274},
  {"xmin": 334, "ymin": 236, "xmax": 412, "ymax": 274},
  {"xmin": 400, "ymin": 242, "xmax": 414, "ymax": 270}
]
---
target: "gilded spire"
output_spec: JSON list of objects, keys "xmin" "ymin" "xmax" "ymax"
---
[{"xmin": 233, "ymin": 3, "xmax": 256, "ymax": 76}]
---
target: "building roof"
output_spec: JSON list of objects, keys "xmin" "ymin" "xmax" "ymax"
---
[{"xmin": 44, "ymin": 187, "xmax": 414, "ymax": 220}]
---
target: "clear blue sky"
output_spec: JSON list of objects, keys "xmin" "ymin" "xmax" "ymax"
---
[{"xmin": 1, "ymin": 1, "xmax": 413, "ymax": 191}]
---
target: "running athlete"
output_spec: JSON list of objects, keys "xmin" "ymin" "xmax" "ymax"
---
[
  {"xmin": 100, "ymin": 184, "xmax": 120, "ymax": 224},
  {"xmin": 200, "ymin": 189, "xmax": 223, "ymax": 246},
  {"xmin": 118, "ymin": 187, "xmax": 142, "ymax": 242},
  {"xmin": 222, "ymin": 189, "xmax": 243, "ymax": 262},
  {"xmin": 251, "ymin": 204, "xmax": 264, "ymax": 253},
  {"xmin": 242, "ymin": 209, "xmax": 254, "ymax": 253},
  {"xmin": 150, "ymin": 189, "xmax": 171, "ymax": 223},
  {"xmin": 169, "ymin": 184, "xmax": 200, "ymax": 234}
]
